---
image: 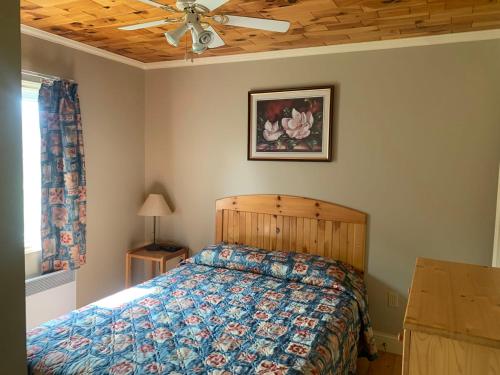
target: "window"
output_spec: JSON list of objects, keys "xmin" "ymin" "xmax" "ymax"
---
[{"xmin": 22, "ymin": 81, "xmax": 42, "ymax": 253}]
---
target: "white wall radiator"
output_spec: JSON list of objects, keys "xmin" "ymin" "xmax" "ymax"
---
[{"xmin": 25, "ymin": 270, "xmax": 76, "ymax": 330}]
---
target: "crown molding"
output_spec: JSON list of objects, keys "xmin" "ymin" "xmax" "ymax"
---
[
  {"xmin": 21, "ymin": 24, "xmax": 500, "ymax": 71},
  {"xmin": 21, "ymin": 25, "xmax": 145, "ymax": 69},
  {"xmin": 144, "ymin": 29, "xmax": 500, "ymax": 69}
]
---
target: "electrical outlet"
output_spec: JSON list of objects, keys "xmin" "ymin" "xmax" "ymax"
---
[{"xmin": 387, "ymin": 291, "xmax": 399, "ymax": 308}]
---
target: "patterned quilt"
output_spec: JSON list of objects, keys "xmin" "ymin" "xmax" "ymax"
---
[{"xmin": 27, "ymin": 244, "xmax": 377, "ymax": 375}]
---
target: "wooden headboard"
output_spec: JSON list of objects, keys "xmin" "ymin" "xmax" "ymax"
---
[{"xmin": 215, "ymin": 195, "xmax": 367, "ymax": 272}]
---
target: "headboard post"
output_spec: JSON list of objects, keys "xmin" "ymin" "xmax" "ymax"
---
[
  {"xmin": 214, "ymin": 195, "xmax": 367, "ymax": 273},
  {"xmin": 215, "ymin": 209, "xmax": 223, "ymax": 243}
]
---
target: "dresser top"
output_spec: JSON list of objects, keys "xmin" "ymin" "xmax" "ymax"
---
[{"xmin": 404, "ymin": 257, "xmax": 500, "ymax": 348}]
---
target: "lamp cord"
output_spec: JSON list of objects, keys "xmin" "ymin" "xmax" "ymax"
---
[{"xmin": 153, "ymin": 216, "xmax": 156, "ymax": 246}]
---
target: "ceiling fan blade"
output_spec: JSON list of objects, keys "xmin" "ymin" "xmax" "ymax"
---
[
  {"xmin": 135, "ymin": 0, "xmax": 171, "ymax": 9},
  {"xmin": 118, "ymin": 19, "xmax": 171, "ymax": 30},
  {"xmin": 222, "ymin": 15, "xmax": 290, "ymax": 32},
  {"xmin": 205, "ymin": 26, "xmax": 225, "ymax": 48},
  {"xmin": 196, "ymin": 0, "xmax": 230, "ymax": 11}
]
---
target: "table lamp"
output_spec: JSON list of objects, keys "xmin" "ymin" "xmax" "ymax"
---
[{"xmin": 138, "ymin": 193, "xmax": 171, "ymax": 251}]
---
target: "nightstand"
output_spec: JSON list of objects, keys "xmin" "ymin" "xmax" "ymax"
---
[{"xmin": 125, "ymin": 244, "xmax": 189, "ymax": 288}]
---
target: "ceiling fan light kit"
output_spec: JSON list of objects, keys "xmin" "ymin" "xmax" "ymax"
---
[
  {"xmin": 165, "ymin": 23, "xmax": 189, "ymax": 47},
  {"xmin": 191, "ymin": 32, "xmax": 208, "ymax": 54},
  {"xmin": 119, "ymin": 0, "xmax": 291, "ymax": 58},
  {"xmin": 190, "ymin": 18, "xmax": 213, "ymax": 44}
]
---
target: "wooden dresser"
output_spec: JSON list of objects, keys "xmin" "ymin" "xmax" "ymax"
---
[{"xmin": 403, "ymin": 257, "xmax": 500, "ymax": 374}]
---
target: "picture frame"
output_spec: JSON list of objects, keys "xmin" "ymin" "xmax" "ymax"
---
[{"xmin": 248, "ymin": 86, "xmax": 334, "ymax": 161}]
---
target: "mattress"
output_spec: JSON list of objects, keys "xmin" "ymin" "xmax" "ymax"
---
[{"xmin": 27, "ymin": 244, "xmax": 377, "ymax": 374}]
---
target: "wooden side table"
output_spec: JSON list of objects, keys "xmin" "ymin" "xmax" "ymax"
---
[{"xmin": 125, "ymin": 245, "xmax": 189, "ymax": 288}]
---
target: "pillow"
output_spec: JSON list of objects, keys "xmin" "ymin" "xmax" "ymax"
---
[{"xmin": 188, "ymin": 243, "xmax": 365, "ymax": 294}]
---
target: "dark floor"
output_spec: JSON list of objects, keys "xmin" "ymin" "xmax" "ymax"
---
[{"xmin": 357, "ymin": 352, "xmax": 402, "ymax": 375}]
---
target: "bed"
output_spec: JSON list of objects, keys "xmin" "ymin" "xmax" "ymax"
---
[{"xmin": 27, "ymin": 195, "xmax": 377, "ymax": 374}]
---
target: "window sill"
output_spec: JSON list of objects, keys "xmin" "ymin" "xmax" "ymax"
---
[{"xmin": 25, "ymin": 247, "xmax": 41, "ymax": 255}]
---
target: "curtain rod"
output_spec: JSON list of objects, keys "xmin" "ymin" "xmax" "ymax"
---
[{"xmin": 21, "ymin": 69, "xmax": 75, "ymax": 83}]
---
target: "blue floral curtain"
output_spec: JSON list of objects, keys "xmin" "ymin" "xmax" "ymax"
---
[{"xmin": 39, "ymin": 80, "xmax": 86, "ymax": 274}]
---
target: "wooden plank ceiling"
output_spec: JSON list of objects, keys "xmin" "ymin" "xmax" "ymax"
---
[{"xmin": 21, "ymin": 0, "xmax": 500, "ymax": 63}]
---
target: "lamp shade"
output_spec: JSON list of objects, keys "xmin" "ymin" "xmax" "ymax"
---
[{"xmin": 138, "ymin": 194, "xmax": 171, "ymax": 217}]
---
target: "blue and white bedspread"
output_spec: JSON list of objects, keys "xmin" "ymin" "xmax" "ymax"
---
[{"xmin": 27, "ymin": 244, "xmax": 377, "ymax": 374}]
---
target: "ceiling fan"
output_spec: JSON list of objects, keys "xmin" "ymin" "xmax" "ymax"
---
[{"xmin": 118, "ymin": 0, "xmax": 291, "ymax": 55}]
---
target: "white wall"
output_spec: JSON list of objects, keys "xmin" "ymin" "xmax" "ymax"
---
[{"xmin": 145, "ymin": 39, "xmax": 500, "ymax": 335}]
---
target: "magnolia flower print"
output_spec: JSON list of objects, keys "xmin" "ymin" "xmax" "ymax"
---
[
  {"xmin": 263, "ymin": 120, "xmax": 283, "ymax": 141},
  {"xmin": 256, "ymin": 96, "xmax": 326, "ymax": 153},
  {"xmin": 282, "ymin": 108, "xmax": 314, "ymax": 140}
]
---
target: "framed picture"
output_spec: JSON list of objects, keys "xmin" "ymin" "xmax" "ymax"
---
[{"xmin": 248, "ymin": 86, "xmax": 334, "ymax": 161}]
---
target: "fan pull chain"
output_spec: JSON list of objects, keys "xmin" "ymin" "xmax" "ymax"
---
[
  {"xmin": 184, "ymin": 32, "xmax": 188, "ymax": 61},
  {"xmin": 189, "ymin": 32, "xmax": 194, "ymax": 63},
  {"xmin": 183, "ymin": 32, "xmax": 194, "ymax": 63}
]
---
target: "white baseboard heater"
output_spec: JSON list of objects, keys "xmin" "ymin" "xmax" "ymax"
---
[{"xmin": 25, "ymin": 270, "xmax": 76, "ymax": 330}]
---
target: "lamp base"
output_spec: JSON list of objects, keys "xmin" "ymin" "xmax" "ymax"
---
[
  {"xmin": 145, "ymin": 243, "xmax": 161, "ymax": 251},
  {"xmin": 145, "ymin": 243, "xmax": 183, "ymax": 253}
]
